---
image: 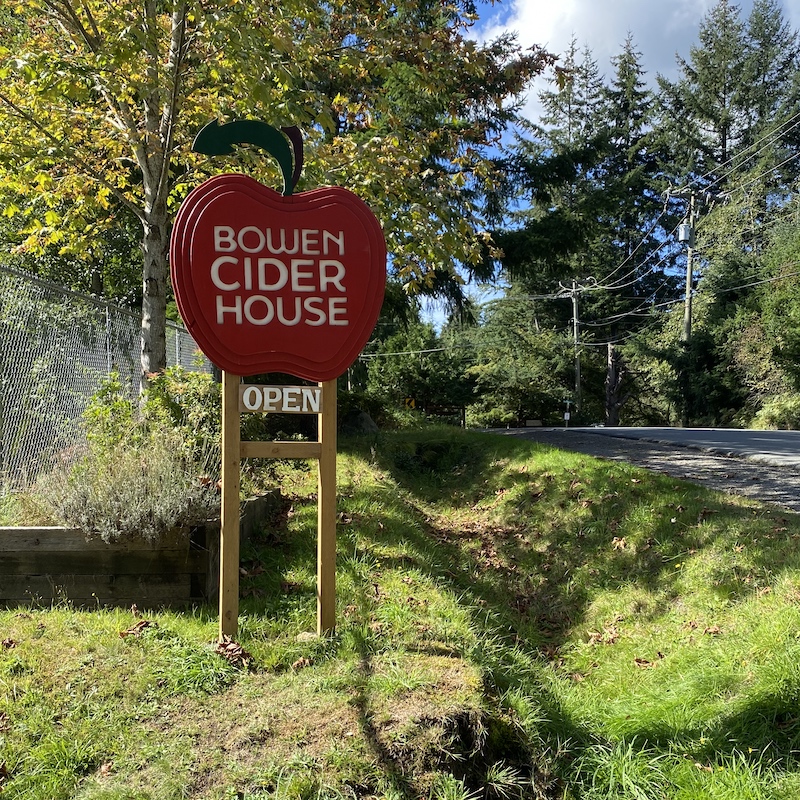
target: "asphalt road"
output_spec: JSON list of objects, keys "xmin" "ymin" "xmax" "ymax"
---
[
  {"xmin": 495, "ymin": 426, "xmax": 800, "ymax": 513},
  {"xmin": 572, "ymin": 426, "xmax": 800, "ymax": 469}
]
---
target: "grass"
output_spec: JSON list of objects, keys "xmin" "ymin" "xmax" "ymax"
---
[{"xmin": 3, "ymin": 427, "xmax": 800, "ymax": 798}]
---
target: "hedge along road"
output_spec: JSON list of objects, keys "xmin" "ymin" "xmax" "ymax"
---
[{"xmin": 495, "ymin": 427, "xmax": 800, "ymax": 514}]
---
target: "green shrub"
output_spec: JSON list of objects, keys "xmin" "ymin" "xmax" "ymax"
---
[
  {"xmin": 339, "ymin": 388, "xmax": 428, "ymax": 430},
  {"xmin": 36, "ymin": 370, "xmax": 220, "ymax": 542},
  {"xmin": 35, "ymin": 367, "xmax": 319, "ymax": 540},
  {"xmin": 752, "ymin": 393, "xmax": 800, "ymax": 429},
  {"xmin": 141, "ymin": 367, "xmax": 222, "ymax": 468}
]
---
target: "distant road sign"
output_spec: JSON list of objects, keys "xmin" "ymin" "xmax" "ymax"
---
[{"xmin": 404, "ymin": 397, "xmax": 416, "ymax": 409}]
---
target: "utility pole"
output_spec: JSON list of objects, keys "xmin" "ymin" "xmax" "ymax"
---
[
  {"xmin": 671, "ymin": 186, "xmax": 698, "ymax": 427},
  {"xmin": 571, "ymin": 280, "xmax": 581, "ymax": 414},
  {"xmin": 681, "ymin": 191, "xmax": 696, "ymax": 344}
]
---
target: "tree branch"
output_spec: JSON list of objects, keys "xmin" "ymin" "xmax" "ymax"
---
[
  {"xmin": 155, "ymin": 3, "xmax": 189, "ymax": 210},
  {"xmin": 0, "ymin": 91, "xmax": 146, "ymax": 225},
  {"xmin": 39, "ymin": 0, "xmax": 100, "ymax": 51}
]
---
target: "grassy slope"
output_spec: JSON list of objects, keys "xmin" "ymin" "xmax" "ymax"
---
[{"xmin": 3, "ymin": 428, "xmax": 800, "ymax": 799}]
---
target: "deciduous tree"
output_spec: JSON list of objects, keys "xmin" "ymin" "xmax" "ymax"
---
[{"xmin": 0, "ymin": 0, "xmax": 551, "ymax": 389}]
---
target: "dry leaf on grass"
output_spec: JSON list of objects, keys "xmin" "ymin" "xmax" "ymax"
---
[
  {"xmin": 119, "ymin": 620, "xmax": 157, "ymax": 638},
  {"xmin": 588, "ymin": 626, "xmax": 620, "ymax": 645},
  {"xmin": 215, "ymin": 635, "xmax": 254, "ymax": 670},
  {"xmin": 2, "ymin": 639, "xmax": 16, "ymax": 649}
]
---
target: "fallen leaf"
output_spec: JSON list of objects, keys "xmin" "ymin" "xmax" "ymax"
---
[
  {"xmin": 119, "ymin": 620, "xmax": 156, "ymax": 638},
  {"xmin": 703, "ymin": 625, "xmax": 721, "ymax": 636},
  {"xmin": 540, "ymin": 644, "xmax": 560, "ymax": 660},
  {"xmin": 634, "ymin": 657, "xmax": 655, "ymax": 668},
  {"xmin": 99, "ymin": 762, "xmax": 113, "ymax": 777},
  {"xmin": 612, "ymin": 537, "xmax": 627, "ymax": 550},
  {"xmin": 291, "ymin": 656, "xmax": 312, "ymax": 671},
  {"xmin": 1, "ymin": 639, "xmax": 16, "ymax": 649},
  {"xmin": 214, "ymin": 635, "xmax": 254, "ymax": 670},
  {"xmin": 587, "ymin": 625, "xmax": 620, "ymax": 645}
]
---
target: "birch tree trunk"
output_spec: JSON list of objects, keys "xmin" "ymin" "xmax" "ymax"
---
[{"xmin": 140, "ymin": 214, "xmax": 170, "ymax": 391}]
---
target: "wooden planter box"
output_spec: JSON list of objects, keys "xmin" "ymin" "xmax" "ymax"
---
[
  {"xmin": 0, "ymin": 492, "xmax": 280, "ymax": 609},
  {"xmin": 0, "ymin": 525, "xmax": 216, "ymax": 608}
]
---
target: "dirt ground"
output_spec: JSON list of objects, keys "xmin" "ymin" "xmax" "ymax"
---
[{"xmin": 495, "ymin": 428, "xmax": 800, "ymax": 514}]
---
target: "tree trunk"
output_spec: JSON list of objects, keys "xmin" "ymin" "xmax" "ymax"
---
[
  {"xmin": 605, "ymin": 342, "xmax": 626, "ymax": 427},
  {"xmin": 140, "ymin": 211, "xmax": 169, "ymax": 392}
]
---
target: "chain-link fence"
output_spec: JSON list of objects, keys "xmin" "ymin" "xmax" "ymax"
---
[{"xmin": 1, "ymin": 264, "xmax": 212, "ymax": 491}]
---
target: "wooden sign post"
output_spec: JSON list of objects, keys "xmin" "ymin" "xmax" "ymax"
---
[
  {"xmin": 219, "ymin": 371, "xmax": 241, "ymax": 638},
  {"xmin": 219, "ymin": 376, "xmax": 338, "ymax": 639},
  {"xmin": 169, "ymin": 120, "xmax": 385, "ymax": 642}
]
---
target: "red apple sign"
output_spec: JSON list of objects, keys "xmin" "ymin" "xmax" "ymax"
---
[{"xmin": 171, "ymin": 134, "xmax": 386, "ymax": 381}]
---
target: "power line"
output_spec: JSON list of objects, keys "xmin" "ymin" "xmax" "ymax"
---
[
  {"xmin": 673, "ymin": 108, "xmax": 800, "ymax": 194},
  {"xmin": 721, "ymin": 148, "xmax": 800, "ymax": 199},
  {"xmin": 580, "ymin": 268, "xmax": 800, "ymax": 346},
  {"xmin": 589, "ymin": 198, "xmax": 672, "ymax": 288}
]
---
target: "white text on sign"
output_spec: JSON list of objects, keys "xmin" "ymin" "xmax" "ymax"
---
[
  {"xmin": 239, "ymin": 384, "xmax": 322, "ymax": 414},
  {"xmin": 213, "ymin": 226, "xmax": 349, "ymax": 327}
]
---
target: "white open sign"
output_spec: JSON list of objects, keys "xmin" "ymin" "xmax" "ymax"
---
[{"xmin": 238, "ymin": 384, "xmax": 322, "ymax": 414}]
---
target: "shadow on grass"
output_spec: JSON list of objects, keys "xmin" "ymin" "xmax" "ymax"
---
[{"xmin": 238, "ymin": 427, "xmax": 800, "ymax": 792}]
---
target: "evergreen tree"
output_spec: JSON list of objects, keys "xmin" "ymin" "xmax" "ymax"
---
[
  {"xmin": 650, "ymin": 0, "xmax": 800, "ymax": 424},
  {"xmin": 656, "ymin": 0, "xmax": 748, "ymax": 185},
  {"xmin": 492, "ymin": 39, "xmax": 676, "ymax": 421},
  {"xmin": 497, "ymin": 38, "xmax": 610, "ymax": 299},
  {"xmin": 585, "ymin": 36, "xmax": 680, "ymax": 333}
]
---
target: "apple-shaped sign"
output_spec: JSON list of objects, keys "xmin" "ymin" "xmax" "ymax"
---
[{"xmin": 170, "ymin": 122, "xmax": 386, "ymax": 381}]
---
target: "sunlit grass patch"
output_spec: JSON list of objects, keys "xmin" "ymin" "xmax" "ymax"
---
[{"xmin": 4, "ymin": 428, "xmax": 800, "ymax": 798}]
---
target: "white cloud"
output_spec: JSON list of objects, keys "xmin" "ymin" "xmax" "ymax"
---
[{"xmin": 477, "ymin": 0, "xmax": 798, "ymax": 119}]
